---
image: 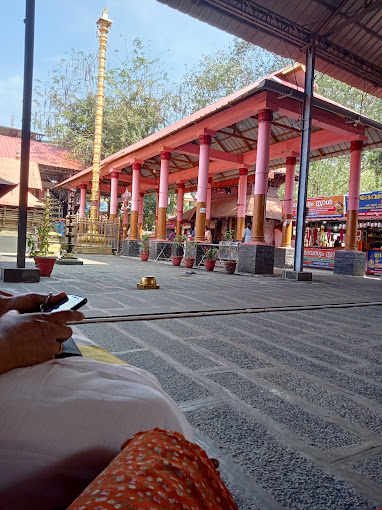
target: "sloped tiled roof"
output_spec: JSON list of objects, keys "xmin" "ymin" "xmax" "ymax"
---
[
  {"xmin": 0, "ymin": 157, "xmax": 42, "ymax": 189},
  {"xmin": 0, "ymin": 186, "xmax": 44, "ymax": 208},
  {"xmin": 0, "ymin": 135, "xmax": 86, "ymax": 171}
]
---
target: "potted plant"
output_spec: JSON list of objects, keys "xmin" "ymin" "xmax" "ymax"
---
[
  {"xmin": 27, "ymin": 193, "xmax": 56, "ymax": 277},
  {"xmin": 184, "ymin": 239, "xmax": 196, "ymax": 268},
  {"xmin": 221, "ymin": 229, "xmax": 237, "ymax": 274},
  {"xmin": 172, "ymin": 234, "xmax": 185, "ymax": 266},
  {"xmin": 204, "ymin": 247, "xmax": 219, "ymax": 271},
  {"xmin": 140, "ymin": 234, "xmax": 150, "ymax": 261}
]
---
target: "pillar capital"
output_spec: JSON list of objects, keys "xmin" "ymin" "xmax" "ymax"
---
[
  {"xmin": 110, "ymin": 171, "xmax": 120, "ymax": 179},
  {"xmin": 208, "ymin": 177, "xmax": 213, "ymax": 184},
  {"xmin": 350, "ymin": 140, "xmax": 363, "ymax": 152},
  {"xmin": 239, "ymin": 167, "xmax": 248, "ymax": 176},
  {"xmin": 286, "ymin": 156, "xmax": 297, "ymax": 166},
  {"xmin": 199, "ymin": 134, "xmax": 211, "ymax": 146},
  {"xmin": 140, "ymin": 191, "xmax": 145, "ymax": 198},
  {"xmin": 258, "ymin": 109, "xmax": 273, "ymax": 124},
  {"xmin": 79, "ymin": 183, "xmax": 87, "ymax": 190},
  {"xmin": 160, "ymin": 151, "xmax": 171, "ymax": 161},
  {"xmin": 132, "ymin": 162, "xmax": 141, "ymax": 171},
  {"xmin": 177, "ymin": 182, "xmax": 185, "ymax": 189}
]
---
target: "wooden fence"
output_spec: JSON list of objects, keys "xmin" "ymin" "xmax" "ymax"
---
[{"xmin": 0, "ymin": 207, "xmax": 44, "ymax": 232}]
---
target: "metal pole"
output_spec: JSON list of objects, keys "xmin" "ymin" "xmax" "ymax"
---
[
  {"xmin": 17, "ymin": 0, "xmax": 35, "ymax": 268},
  {"xmin": 294, "ymin": 43, "xmax": 316, "ymax": 272}
]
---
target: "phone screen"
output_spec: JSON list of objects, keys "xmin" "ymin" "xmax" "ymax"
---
[{"xmin": 44, "ymin": 295, "xmax": 87, "ymax": 312}]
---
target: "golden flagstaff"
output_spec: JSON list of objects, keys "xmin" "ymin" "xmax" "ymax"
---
[{"xmin": 90, "ymin": 8, "xmax": 112, "ymax": 221}]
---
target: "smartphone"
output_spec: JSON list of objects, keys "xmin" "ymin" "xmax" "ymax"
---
[{"xmin": 42, "ymin": 294, "xmax": 87, "ymax": 312}]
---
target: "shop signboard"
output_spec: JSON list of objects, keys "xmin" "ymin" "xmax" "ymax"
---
[
  {"xmin": 166, "ymin": 221, "xmax": 175, "ymax": 229},
  {"xmin": 345, "ymin": 191, "xmax": 382, "ymax": 217},
  {"xmin": 292, "ymin": 196, "xmax": 345, "ymax": 219},
  {"xmin": 366, "ymin": 250, "xmax": 382, "ymax": 275},
  {"xmin": 303, "ymin": 248, "xmax": 335, "ymax": 270}
]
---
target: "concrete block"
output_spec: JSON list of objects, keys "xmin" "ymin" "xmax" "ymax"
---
[
  {"xmin": 122, "ymin": 240, "xmax": 140, "ymax": 257},
  {"xmin": 148, "ymin": 241, "xmax": 172, "ymax": 261},
  {"xmin": 237, "ymin": 244, "xmax": 274, "ymax": 274},
  {"xmin": 334, "ymin": 250, "xmax": 366, "ymax": 277},
  {"xmin": 283, "ymin": 270, "xmax": 312, "ymax": 281},
  {"xmin": 274, "ymin": 247, "xmax": 294, "ymax": 268},
  {"xmin": 55, "ymin": 258, "xmax": 83, "ymax": 265},
  {"xmin": 1, "ymin": 267, "xmax": 40, "ymax": 283}
]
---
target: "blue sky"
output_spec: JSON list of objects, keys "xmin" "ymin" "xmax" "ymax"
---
[{"xmin": 2, "ymin": 0, "xmax": 235, "ymax": 129}]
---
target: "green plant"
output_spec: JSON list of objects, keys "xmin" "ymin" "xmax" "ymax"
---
[
  {"xmin": 173, "ymin": 234, "xmax": 186, "ymax": 248},
  {"xmin": 184, "ymin": 239, "xmax": 196, "ymax": 258},
  {"xmin": 222, "ymin": 229, "xmax": 235, "ymax": 242},
  {"xmin": 140, "ymin": 234, "xmax": 150, "ymax": 253},
  {"xmin": 204, "ymin": 247, "xmax": 219, "ymax": 260},
  {"xmin": 27, "ymin": 194, "xmax": 52, "ymax": 257}
]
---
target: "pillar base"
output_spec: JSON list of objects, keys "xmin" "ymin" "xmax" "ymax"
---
[
  {"xmin": 149, "ymin": 241, "xmax": 172, "ymax": 261},
  {"xmin": 122, "ymin": 240, "xmax": 141, "ymax": 258},
  {"xmin": 283, "ymin": 270, "xmax": 312, "ymax": 281},
  {"xmin": 274, "ymin": 247, "xmax": 294, "ymax": 268},
  {"xmin": 237, "ymin": 244, "xmax": 274, "ymax": 274},
  {"xmin": 334, "ymin": 250, "xmax": 366, "ymax": 277},
  {"xmin": 55, "ymin": 258, "xmax": 83, "ymax": 265},
  {"xmin": 1, "ymin": 267, "xmax": 40, "ymax": 283}
]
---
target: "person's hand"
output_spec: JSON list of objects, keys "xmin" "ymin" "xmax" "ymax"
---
[
  {"xmin": 0, "ymin": 309, "xmax": 84, "ymax": 374},
  {"xmin": 0, "ymin": 291, "xmax": 67, "ymax": 316}
]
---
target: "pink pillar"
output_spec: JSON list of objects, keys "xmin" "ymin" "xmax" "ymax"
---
[
  {"xmin": 345, "ymin": 140, "xmax": 363, "ymax": 250},
  {"xmin": 79, "ymin": 184, "xmax": 87, "ymax": 218},
  {"xmin": 157, "ymin": 151, "xmax": 170, "ymax": 240},
  {"xmin": 281, "ymin": 156, "xmax": 297, "ymax": 247},
  {"xmin": 130, "ymin": 162, "xmax": 141, "ymax": 240},
  {"xmin": 237, "ymin": 167, "xmax": 248, "ymax": 240},
  {"xmin": 109, "ymin": 171, "xmax": 120, "ymax": 219},
  {"xmin": 176, "ymin": 183, "xmax": 185, "ymax": 236},
  {"xmin": 138, "ymin": 191, "xmax": 144, "ymax": 237},
  {"xmin": 252, "ymin": 109, "xmax": 273, "ymax": 243},
  {"xmin": 195, "ymin": 134, "xmax": 211, "ymax": 242},
  {"xmin": 206, "ymin": 177, "xmax": 213, "ymax": 227}
]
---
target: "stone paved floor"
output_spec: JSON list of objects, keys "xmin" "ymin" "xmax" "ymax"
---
[{"xmin": 1, "ymin": 253, "xmax": 382, "ymax": 509}]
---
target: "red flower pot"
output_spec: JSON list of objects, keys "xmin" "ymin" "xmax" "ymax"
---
[
  {"xmin": 204, "ymin": 259, "xmax": 216, "ymax": 271},
  {"xmin": 140, "ymin": 252, "xmax": 149, "ymax": 261},
  {"xmin": 224, "ymin": 261, "xmax": 237, "ymax": 274},
  {"xmin": 184, "ymin": 257, "xmax": 195, "ymax": 268},
  {"xmin": 172, "ymin": 255, "xmax": 183, "ymax": 266},
  {"xmin": 34, "ymin": 257, "xmax": 56, "ymax": 277}
]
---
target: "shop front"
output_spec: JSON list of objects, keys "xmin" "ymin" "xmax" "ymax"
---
[{"xmin": 291, "ymin": 191, "xmax": 382, "ymax": 274}]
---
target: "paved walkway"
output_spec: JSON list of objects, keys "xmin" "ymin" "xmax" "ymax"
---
[{"xmin": 1, "ymin": 253, "xmax": 382, "ymax": 509}]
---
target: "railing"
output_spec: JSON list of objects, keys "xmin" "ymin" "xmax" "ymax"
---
[
  {"xmin": 197, "ymin": 242, "xmax": 239, "ymax": 267},
  {"xmin": 76, "ymin": 218, "xmax": 122, "ymax": 254},
  {"xmin": 0, "ymin": 206, "xmax": 43, "ymax": 232}
]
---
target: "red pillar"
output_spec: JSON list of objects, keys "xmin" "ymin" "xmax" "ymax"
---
[
  {"xmin": 206, "ymin": 177, "xmax": 213, "ymax": 228},
  {"xmin": 130, "ymin": 163, "xmax": 141, "ymax": 240},
  {"xmin": 176, "ymin": 183, "xmax": 185, "ymax": 236},
  {"xmin": 236, "ymin": 168, "xmax": 248, "ymax": 240},
  {"xmin": 79, "ymin": 184, "xmax": 87, "ymax": 218},
  {"xmin": 138, "ymin": 191, "xmax": 144, "ymax": 238},
  {"xmin": 281, "ymin": 156, "xmax": 297, "ymax": 247},
  {"xmin": 109, "ymin": 171, "xmax": 120, "ymax": 220},
  {"xmin": 345, "ymin": 140, "xmax": 363, "ymax": 250},
  {"xmin": 252, "ymin": 109, "xmax": 273, "ymax": 243},
  {"xmin": 195, "ymin": 134, "xmax": 211, "ymax": 242},
  {"xmin": 157, "ymin": 151, "xmax": 170, "ymax": 240}
]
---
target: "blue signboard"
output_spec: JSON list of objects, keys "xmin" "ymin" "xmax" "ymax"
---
[
  {"xmin": 366, "ymin": 250, "xmax": 382, "ymax": 275},
  {"xmin": 345, "ymin": 191, "xmax": 382, "ymax": 217},
  {"xmin": 85, "ymin": 201, "xmax": 108, "ymax": 213}
]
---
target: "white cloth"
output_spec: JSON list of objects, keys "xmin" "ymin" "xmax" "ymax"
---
[
  {"xmin": 0, "ymin": 335, "xmax": 193, "ymax": 509},
  {"xmin": 242, "ymin": 227, "xmax": 252, "ymax": 243}
]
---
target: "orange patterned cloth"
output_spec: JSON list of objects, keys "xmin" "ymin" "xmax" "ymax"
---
[{"xmin": 68, "ymin": 427, "xmax": 238, "ymax": 510}]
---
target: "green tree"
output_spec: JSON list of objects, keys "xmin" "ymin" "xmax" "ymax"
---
[{"xmin": 33, "ymin": 39, "xmax": 173, "ymax": 165}]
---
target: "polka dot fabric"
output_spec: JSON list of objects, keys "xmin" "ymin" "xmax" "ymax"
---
[{"xmin": 68, "ymin": 427, "xmax": 238, "ymax": 510}]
